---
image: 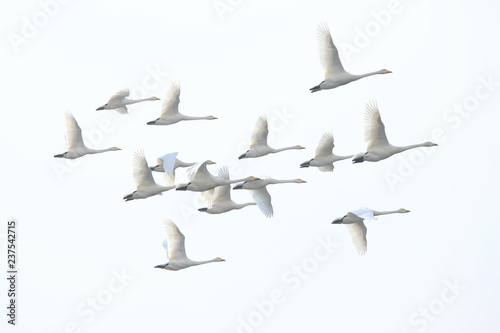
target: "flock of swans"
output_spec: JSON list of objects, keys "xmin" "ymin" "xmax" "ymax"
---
[{"xmin": 54, "ymin": 24, "xmax": 438, "ymax": 269}]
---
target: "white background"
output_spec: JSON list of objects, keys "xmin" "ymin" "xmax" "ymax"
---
[{"xmin": 1, "ymin": 0, "xmax": 499, "ymax": 332}]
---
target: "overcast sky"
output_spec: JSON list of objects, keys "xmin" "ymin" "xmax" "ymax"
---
[{"xmin": 1, "ymin": 0, "xmax": 500, "ymax": 332}]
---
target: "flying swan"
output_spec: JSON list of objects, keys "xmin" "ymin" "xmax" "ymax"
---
[
  {"xmin": 176, "ymin": 160, "xmax": 258, "ymax": 192},
  {"xmin": 233, "ymin": 178, "xmax": 306, "ymax": 218},
  {"xmin": 331, "ymin": 207, "xmax": 410, "ymax": 255},
  {"xmin": 147, "ymin": 81, "xmax": 217, "ymax": 125},
  {"xmin": 149, "ymin": 152, "xmax": 196, "ymax": 185},
  {"xmin": 239, "ymin": 115, "xmax": 304, "ymax": 159},
  {"xmin": 310, "ymin": 23, "xmax": 391, "ymax": 93},
  {"xmin": 54, "ymin": 112, "xmax": 121, "ymax": 159},
  {"xmin": 198, "ymin": 166, "xmax": 257, "ymax": 214},
  {"xmin": 352, "ymin": 101, "xmax": 438, "ymax": 163},
  {"xmin": 96, "ymin": 89, "xmax": 160, "ymax": 114},
  {"xmin": 300, "ymin": 132, "xmax": 353, "ymax": 171},
  {"xmin": 155, "ymin": 218, "xmax": 225, "ymax": 271},
  {"xmin": 123, "ymin": 150, "xmax": 175, "ymax": 201}
]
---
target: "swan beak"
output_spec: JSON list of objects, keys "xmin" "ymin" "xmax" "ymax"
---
[
  {"xmin": 299, "ymin": 146, "xmax": 305, "ymax": 149},
  {"xmin": 212, "ymin": 116, "xmax": 218, "ymax": 119},
  {"xmin": 404, "ymin": 209, "xmax": 410, "ymax": 213},
  {"xmin": 252, "ymin": 177, "xmax": 259, "ymax": 180},
  {"xmin": 430, "ymin": 142, "xmax": 438, "ymax": 146},
  {"xmin": 300, "ymin": 179, "xmax": 307, "ymax": 183},
  {"xmin": 208, "ymin": 160, "xmax": 216, "ymax": 164},
  {"xmin": 116, "ymin": 148, "xmax": 122, "ymax": 150},
  {"xmin": 385, "ymin": 69, "xmax": 392, "ymax": 73},
  {"xmin": 154, "ymin": 97, "xmax": 160, "ymax": 100},
  {"xmin": 219, "ymin": 258, "xmax": 226, "ymax": 261}
]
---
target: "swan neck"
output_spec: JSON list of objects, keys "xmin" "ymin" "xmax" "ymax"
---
[
  {"xmin": 372, "ymin": 210, "xmax": 402, "ymax": 216},
  {"xmin": 394, "ymin": 143, "xmax": 428, "ymax": 153}
]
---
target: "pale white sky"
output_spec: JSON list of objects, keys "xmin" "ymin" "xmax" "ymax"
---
[{"xmin": 1, "ymin": 0, "xmax": 499, "ymax": 332}]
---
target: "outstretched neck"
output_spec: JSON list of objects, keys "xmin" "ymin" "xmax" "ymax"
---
[
  {"xmin": 181, "ymin": 115, "xmax": 215, "ymax": 121},
  {"xmin": 372, "ymin": 210, "xmax": 404, "ymax": 216},
  {"xmin": 353, "ymin": 70, "xmax": 385, "ymax": 80},
  {"xmin": 128, "ymin": 97, "xmax": 157, "ymax": 104},
  {"xmin": 87, "ymin": 147, "xmax": 118, "ymax": 154},
  {"xmin": 394, "ymin": 143, "xmax": 430, "ymax": 154},
  {"xmin": 274, "ymin": 146, "xmax": 303, "ymax": 153},
  {"xmin": 191, "ymin": 258, "xmax": 221, "ymax": 266}
]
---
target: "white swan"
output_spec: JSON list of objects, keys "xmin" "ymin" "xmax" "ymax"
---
[
  {"xmin": 123, "ymin": 150, "xmax": 175, "ymax": 201},
  {"xmin": 147, "ymin": 81, "xmax": 217, "ymax": 125},
  {"xmin": 331, "ymin": 207, "xmax": 410, "ymax": 255},
  {"xmin": 300, "ymin": 132, "xmax": 353, "ymax": 171},
  {"xmin": 233, "ymin": 178, "xmax": 306, "ymax": 218},
  {"xmin": 149, "ymin": 152, "xmax": 196, "ymax": 185},
  {"xmin": 54, "ymin": 112, "xmax": 121, "ymax": 159},
  {"xmin": 198, "ymin": 166, "xmax": 257, "ymax": 214},
  {"xmin": 239, "ymin": 115, "xmax": 305, "ymax": 159},
  {"xmin": 310, "ymin": 23, "xmax": 391, "ymax": 93},
  {"xmin": 96, "ymin": 89, "xmax": 160, "ymax": 114},
  {"xmin": 155, "ymin": 218, "xmax": 225, "ymax": 271},
  {"xmin": 176, "ymin": 160, "xmax": 258, "ymax": 192},
  {"xmin": 352, "ymin": 101, "xmax": 438, "ymax": 163}
]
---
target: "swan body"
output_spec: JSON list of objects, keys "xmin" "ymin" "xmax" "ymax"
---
[
  {"xmin": 233, "ymin": 178, "xmax": 306, "ymax": 218},
  {"xmin": 310, "ymin": 23, "xmax": 391, "ymax": 93},
  {"xmin": 96, "ymin": 89, "xmax": 160, "ymax": 114},
  {"xmin": 300, "ymin": 132, "xmax": 353, "ymax": 171},
  {"xmin": 352, "ymin": 101, "xmax": 438, "ymax": 163},
  {"xmin": 176, "ymin": 160, "xmax": 258, "ymax": 192},
  {"xmin": 123, "ymin": 150, "xmax": 175, "ymax": 201},
  {"xmin": 54, "ymin": 112, "xmax": 121, "ymax": 159},
  {"xmin": 239, "ymin": 115, "xmax": 304, "ymax": 159},
  {"xmin": 147, "ymin": 81, "xmax": 217, "ymax": 125},
  {"xmin": 331, "ymin": 207, "xmax": 410, "ymax": 255},
  {"xmin": 149, "ymin": 152, "xmax": 196, "ymax": 185},
  {"xmin": 198, "ymin": 166, "xmax": 257, "ymax": 214},
  {"xmin": 155, "ymin": 219, "xmax": 225, "ymax": 271}
]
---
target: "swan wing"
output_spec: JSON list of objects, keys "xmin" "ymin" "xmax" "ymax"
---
[
  {"xmin": 161, "ymin": 239, "xmax": 169, "ymax": 259},
  {"xmin": 107, "ymin": 89, "xmax": 129, "ymax": 104},
  {"xmin": 114, "ymin": 106, "xmax": 128, "ymax": 115},
  {"xmin": 163, "ymin": 219, "xmax": 187, "ymax": 261},
  {"xmin": 249, "ymin": 115, "xmax": 269, "ymax": 149},
  {"xmin": 252, "ymin": 187, "xmax": 273, "ymax": 218},
  {"xmin": 315, "ymin": 131, "xmax": 334, "ymax": 157},
  {"xmin": 133, "ymin": 150, "xmax": 157, "ymax": 189},
  {"xmin": 212, "ymin": 166, "xmax": 231, "ymax": 204},
  {"xmin": 364, "ymin": 100, "xmax": 390, "ymax": 150},
  {"xmin": 64, "ymin": 112, "xmax": 85, "ymax": 150},
  {"xmin": 160, "ymin": 81, "xmax": 181, "ymax": 117},
  {"xmin": 158, "ymin": 152, "xmax": 178, "ymax": 185},
  {"xmin": 187, "ymin": 160, "xmax": 214, "ymax": 183},
  {"xmin": 345, "ymin": 215, "xmax": 368, "ymax": 256},
  {"xmin": 317, "ymin": 23, "xmax": 346, "ymax": 79},
  {"xmin": 318, "ymin": 164, "xmax": 334, "ymax": 172},
  {"xmin": 351, "ymin": 207, "xmax": 376, "ymax": 221}
]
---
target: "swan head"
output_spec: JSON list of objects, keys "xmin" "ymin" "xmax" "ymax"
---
[
  {"xmin": 399, "ymin": 208, "xmax": 410, "ymax": 213},
  {"xmin": 111, "ymin": 147, "xmax": 121, "ymax": 151},
  {"xmin": 295, "ymin": 145, "xmax": 306, "ymax": 150},
  {"xmin": 152, "ymin": 97, "xmax": 160, "ymax": 100},
  {"xmin": 380, "ymin": 69, "xmax": 392, "ymax": 74},
  {"xmin": 426, "ymin": 141, "xmax": 438, "ymax": 147},
  {"xmin": 176, "ymin": 182, "xmax": 191, "ymax": 191},
  {"xmin": 300, "ymin": 159, "xmax": 313, "ymax": 168},
  {"xmin": 239, "ymin": 150, "xmax": 249, "ymax": 159},
  {"xmin": 207, "ymin": 160, "xmax": 216, "ymax": 165},
  {"xmin": 206, "ymin": 116, "xmax": 218, "ymax": 120},
  {"xmin": 295, "ymin": 179, "xmax": 307, "ymax": 183},
  {"xmin": 332, "ymin": 215, "xmax": 346, "ymax": 224},
  {"xmin": 214, "ymin": 257, "xmax": 225, "ymax": 262}
]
